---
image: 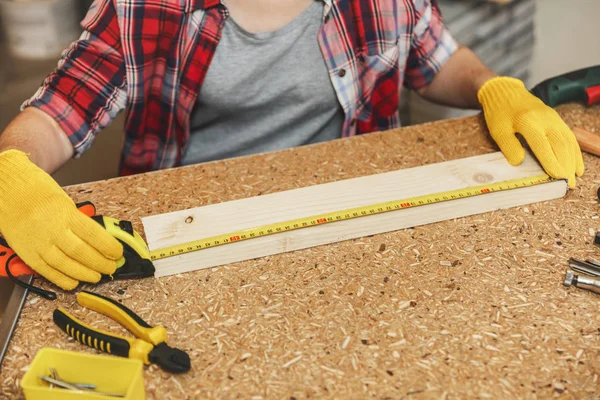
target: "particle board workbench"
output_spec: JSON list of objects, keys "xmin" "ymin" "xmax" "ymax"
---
[{"xmin": 2, "ymin": 104, "xmax": 600, "ymax": 399}]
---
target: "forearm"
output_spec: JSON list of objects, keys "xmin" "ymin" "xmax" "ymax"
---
[
  {"xmin": 416, "ymin": 45, "xmax": 497, "ymax": 109},
  {"xmin": 0, "ymin": 108, "xmax": 73, "ymax": 174}
]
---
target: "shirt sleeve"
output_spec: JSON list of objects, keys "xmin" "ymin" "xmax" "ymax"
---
[
  {"xmin": 404, "ymin": 0, "xmax": 458, "ymax": 90},
  {"xmin": 21, "ymin": 0, "xmax": 127, "ymax": 158}
]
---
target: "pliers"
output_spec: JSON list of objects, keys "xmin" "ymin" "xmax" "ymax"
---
[
  {"xmin": 1, "ymin": 201, "xmax": 155, "ymax": 299},
  {"xmin": 53, "ymin": 291, "xmax": 191, "ymax": 374}
]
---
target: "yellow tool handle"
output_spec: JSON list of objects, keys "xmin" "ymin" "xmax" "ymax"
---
[
  {"xmin": 53, "ymin": 308, "xmax": 154, "ymax": 364},
  {"xmin": 77, "ymin": 291, "xmax": 168, "ymax": 346},
  {"xmin": 149, "ymin": 174, "xmax": 554, "ymax": 261},
  {"xmin": 98, "ymin": 216, "xmax": 150, "ymax": 259}
]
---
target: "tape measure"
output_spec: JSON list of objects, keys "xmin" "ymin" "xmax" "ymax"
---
[{"xmin": 149, "ymin": 174, "xmax": 554, "ymax": 261}]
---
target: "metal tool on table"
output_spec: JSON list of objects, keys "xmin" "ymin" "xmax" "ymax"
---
[
  {"xmin": 568, "ymin": 258, "xmax": 600, "ymax": 277},
  {"xmin": 53, "ymin": 291, "xmax": 190, "ymax": 374},
  {"xmin": 564, "ymin": 258, "xmax": 600, "ymax": 295},
  {"xmin": 0, "ymin": 274, "xmax": 33, "ymax": 371},
  {"xmin": 564, "ymin": 270, "xmax": 600, "ymax": 295},
  {"xmin": 1, "ymin": 201, "xmax": 155, "ymax": 300}
]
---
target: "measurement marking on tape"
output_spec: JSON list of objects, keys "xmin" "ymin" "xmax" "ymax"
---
[{"xmin": 149, "ymin": 174, "xmax": 553, "ymax": 261}]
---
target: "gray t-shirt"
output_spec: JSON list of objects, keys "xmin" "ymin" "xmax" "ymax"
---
[{"xmin": 182, "ymin": 1, "xmax": 344, "ymax": 165}]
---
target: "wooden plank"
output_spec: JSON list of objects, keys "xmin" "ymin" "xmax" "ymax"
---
[{"xmin": 142, "ymin": 151, "xmax": 567, "ymax": 277}]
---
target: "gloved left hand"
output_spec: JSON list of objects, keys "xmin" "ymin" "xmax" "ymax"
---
[
  {"xmin": 477, "ymin": 76, "xmax": 584, "ymax": 188},
  {"xmin": 0, "ymin": 150, "xmax": 123, "ymax": 290}
]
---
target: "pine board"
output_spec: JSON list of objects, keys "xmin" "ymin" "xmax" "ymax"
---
[{"xmin": 143, "ymin": 151, "xmax": 567, "ymax": 277}]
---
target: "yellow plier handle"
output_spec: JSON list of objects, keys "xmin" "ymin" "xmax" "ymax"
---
[
  {"xmin": 52, "ymin": 291, "xmax": 168, "ymax": 365},
  {"xmin": 53, "ymin": 308, "xmax": 154, "ymax": 364},
  {"xmin": 76, "ymin": 291, "xmax": 167, "ymax": 345}
]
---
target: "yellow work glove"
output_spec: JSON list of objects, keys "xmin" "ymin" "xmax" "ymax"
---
[
  {"xmin": 478, "ymin": 76, "xmax": 584, "ymax": 188},
  {"xmin": 0, "ymin": 150, "xmax": 123, "ymax": 290}
]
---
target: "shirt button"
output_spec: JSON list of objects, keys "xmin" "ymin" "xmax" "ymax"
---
[{"xmin": 338, "ymin": 69, "xmax": 346, "ymax": 77}]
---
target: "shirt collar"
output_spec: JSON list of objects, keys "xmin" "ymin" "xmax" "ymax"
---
[
  {"xmin": 322, "ymin": 0, "xmax": 333, "ymax": 16},
  {"xmin": 188, "ymin": 0, "xmax": 220, "ymax": 12},
  {"xmin": 190, "ymin": 0, "xmax": 333, "ymax": 11}
]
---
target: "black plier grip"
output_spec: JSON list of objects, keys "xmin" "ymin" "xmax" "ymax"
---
[
  {"xmin": 53, "ymin": 308, "xmax": 154, "ymax": 362},
  {"xmin": 53, "ymin": 291, "xmax": 190, "ymax": 373}
]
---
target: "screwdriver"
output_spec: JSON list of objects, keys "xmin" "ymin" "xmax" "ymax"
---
[{"xmin": 531, "ymin": 65, "xmax": 600, "ymax": 107}]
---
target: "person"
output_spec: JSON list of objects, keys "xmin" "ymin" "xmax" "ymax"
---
[{"xmin": 0, "ymin": 0, "xmax": 584, "ymax": 291}]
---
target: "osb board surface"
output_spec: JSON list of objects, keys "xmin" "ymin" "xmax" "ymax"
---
[{"xmin": 2, "ymin": 104, "xmax": 600, "ymax": 399}]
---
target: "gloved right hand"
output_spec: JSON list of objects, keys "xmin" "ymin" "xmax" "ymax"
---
[
  {"xmin": 477, "ymin": 77, "xmax": 584, "ymax": 188},
  {"xmin": 0, "ymin": 150, "xmax": 123, "ymax": 290}
]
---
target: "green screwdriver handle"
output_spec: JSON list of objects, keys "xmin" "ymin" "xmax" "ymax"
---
[{"xmin": 530, "ymin": 65, "xmax": 600, "ymax": 107}]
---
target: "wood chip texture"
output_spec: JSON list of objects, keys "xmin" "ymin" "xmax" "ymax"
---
[{"xmin": 1, "ymin": 104, "xmax": 600, "ymax": 399}]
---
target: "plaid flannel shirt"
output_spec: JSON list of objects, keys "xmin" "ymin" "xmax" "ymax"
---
[{"xmin": 23, "ymin": 0, "xmax": 457, "ymax": 176}]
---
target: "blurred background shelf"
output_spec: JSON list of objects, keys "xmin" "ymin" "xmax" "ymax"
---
[
  {"xmin": 402, "ymin": 0, "xmax": 536, "ymax": 125},
  {"xmin": 0, "ymin": 0, "xmax": 122, "ymax": 186}
]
